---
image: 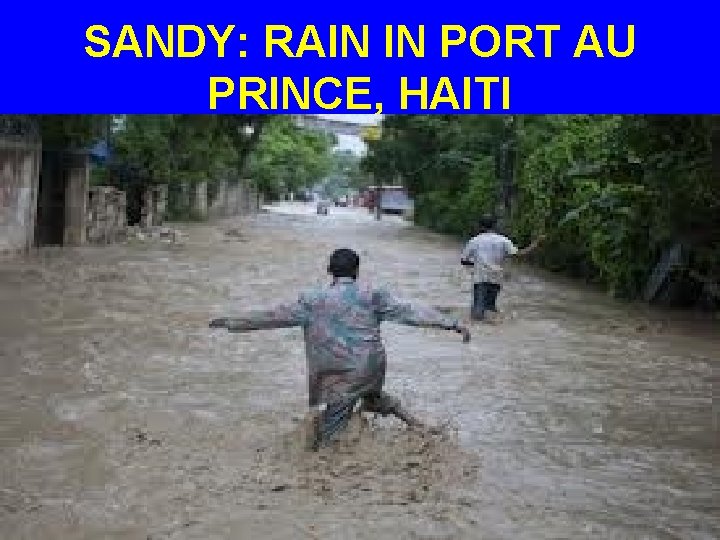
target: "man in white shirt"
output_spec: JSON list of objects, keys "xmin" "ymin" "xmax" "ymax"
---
[{"xmin": 461, "ymin": 216, "xmax": 545, "ymax": 322}]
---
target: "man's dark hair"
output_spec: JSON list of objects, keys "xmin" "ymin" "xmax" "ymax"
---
[
  {"xmin": 328, "ymin": 248, "xmax": 360, "ymax": 279},
  {"xmin": 478, "ymin": 215, "xmax": 497, "ymax": 232}
]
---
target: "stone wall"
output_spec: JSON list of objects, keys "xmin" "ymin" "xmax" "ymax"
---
[
  {"xmin": 226, "ymin": 182, "xmax": 241, "ymax": 215},
  {"xmin": 140, "ymin": 189, "xmax": 154, "ymax": 228},
  {"xmin": 208, "ymin": 180, "xmax": 228, "ymax": 218},
  {"xmin": 153, "ymin": 185, "xmax": 168, "ymax": 226},
  {"xmin": 209, "ymin": 179, "xmax": 260, "ymax": 218},
  {"xmin": 191, "ymin": 181, "xmax": 208, "ymax": 219},
  {"xmin": 140, "ymin": 185, "xmax": 168, "ymax": 228},
  {"xmin": 34, "ymin": 150, "xmax": 91, "ymax": 248},
  {"xmin": 86, "ymin": 186, "xmax": 126, "ymax": 244},
  {"xmin": 1, "ymin": 135, "xmax": 93, "ymax": 254},
  {"xmin": 63, "ymin": 153, "xmax": 89, "ymax": 246},
  {"xmin": 0, "ymin": 139, "xmax": 41, "ymax": 255}
]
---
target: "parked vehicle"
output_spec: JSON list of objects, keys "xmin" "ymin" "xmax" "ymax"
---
[{"xmin": 360, "ymin": 186, "xmax": 413, "ymax": 215}]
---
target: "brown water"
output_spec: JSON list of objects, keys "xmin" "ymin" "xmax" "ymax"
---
[{"xmin": 1, "ymin": 203, "xmax": 717, "ymax": 539}]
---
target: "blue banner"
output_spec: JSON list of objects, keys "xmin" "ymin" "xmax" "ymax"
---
[{"xmin": 1, "ymin": 1, "xmax": 717, "ymax": 113}]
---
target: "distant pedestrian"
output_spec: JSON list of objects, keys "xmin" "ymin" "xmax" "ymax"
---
[{"xmin": 461, "ymin": 216, "xmax": 545, "ymax": 322}]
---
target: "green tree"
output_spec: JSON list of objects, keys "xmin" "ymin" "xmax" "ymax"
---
[
  {"xmin": 107, "ymin": 115, "xmax": 268, "ymax": 219},
  {"xmin": 247, "ymin": 117, "xmax": 334, "ymax": 199},
  {"xmin": 362, "ymin": 115, "xmax": 507, "ymax": 236},
  {"xmin": 111, "ymin": 115, "xmax": 266, "ymax": 185},
  {"xmin": 363, "ymin": 114, "xmax": 718, "ymax": 304},
  {"xmin": 0, "ymin": 115, "xmax": 111, "ymax": 147}
]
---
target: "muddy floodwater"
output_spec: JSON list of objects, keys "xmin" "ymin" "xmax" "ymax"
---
[{"xmin": 1, "ymin": 203, "xmax": 717, "ymax": 539}]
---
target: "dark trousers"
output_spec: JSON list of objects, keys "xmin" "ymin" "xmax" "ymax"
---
[
  {"xmin": 471, "ymin": 282, "xmax": 501, "ymax": 320},
  {"xmin": 310, "ymin": 391, "xmax": 415, "ymax": 450}
]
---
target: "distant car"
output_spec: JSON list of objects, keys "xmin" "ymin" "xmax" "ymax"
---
[
  {"xmin": 317, "ymin": 201, "xmax": 330, "ymax": 215},
  {"xmin": 335, "ymin": 196, "xmax": 348, "ymax": 207}
]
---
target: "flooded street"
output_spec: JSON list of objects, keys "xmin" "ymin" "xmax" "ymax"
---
[{"xmin": 1, "ymin": 203, "xmax": 717, "ymax": 539}]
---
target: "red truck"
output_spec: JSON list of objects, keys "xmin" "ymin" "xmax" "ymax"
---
[{"xmin": 360, "ymin": 186, "xmax": 411, "ymax": 215}]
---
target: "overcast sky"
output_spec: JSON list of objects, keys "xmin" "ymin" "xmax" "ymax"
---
[
  {"xmin": 316, "ymin": 114, "xmax": 382, "ymax": 154},
  {"xmin": 317, "ymin": 114, "xmax": 383, "ymax": 125}
]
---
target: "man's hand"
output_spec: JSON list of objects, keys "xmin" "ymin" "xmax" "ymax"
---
[
  {"xmin": 209, "ymin": 318, "xmax": 228, "ymax": 329},
  {"xmin": 527, "ymin": 235, "xmax": 545, "ymax": 250},
  {"xmin": 517, "ymin": 234, "xmax": 547, "ymax": 257}
]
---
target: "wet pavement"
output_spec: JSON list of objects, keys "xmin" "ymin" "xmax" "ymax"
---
[{"xmin": 1, "ymin": 202, "xmax": 717, "ymax": 539}]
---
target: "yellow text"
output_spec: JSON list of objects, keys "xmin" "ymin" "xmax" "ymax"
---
[
  {"xmin": 573, "ymin": 25, "xmax": 635, "ymax": 58},
  {"xmin": 441, "ymin": 24, "xmax": 560, "ymax": 58},
  {"xmin": 400, "ymin": 76, "xmax": 510, "ymax": 110},
  {"xmin": 385, "ymin": 25, "xmax": 425, "ymax": 57},
  {"xmin": 85, "ymin": 24, "xmax": 236, "ymax": 58},
  {"xmin": 265, "ymin": 25, "xmax": 369, "ymax": 57},
  {"xmin": 209, "ymin": 76, "xmax": 382, "ymax": 112}
]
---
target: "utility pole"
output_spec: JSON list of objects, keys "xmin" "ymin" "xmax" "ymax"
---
[
  {"xmin": 509, "ymin": 114, "xmax": 522, "ymax": 219},
  {"xmin": 372, "ymin": 174, "xmax": 382, "ymax": 220},
  {"xmin": 105, "ymin": 115, "xmax": 113, "ymax": 184},
  {"xmin": 375, "ymin": 186, "xmax": 383, "ymax": 220},
  {"xmin": 497, "ymin": 114, "xmax": 519, "ymax": 232}
]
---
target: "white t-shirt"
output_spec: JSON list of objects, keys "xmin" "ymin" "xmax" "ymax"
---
[{"xmin": 461, "ymin": 232, "xmax": 518, "ymax": 284}]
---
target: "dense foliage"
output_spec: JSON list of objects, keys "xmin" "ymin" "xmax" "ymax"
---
[
  {"xmin": 362, "ymin": 115, "xmax": 718, "ymax": 304},
  {"xmin": 111, "ymin": 115, "xmax": 265, "ymax": 185},
  {"xmin": 312, "ymin": 149, "xmax": 364, "ymax": 200},
  {"xmin": 39, "ymin": 115, "xmax": 112, "ymax": 148},
  {"xmin": 246, "ymin": 116, "xmax": 335, "ymax": 199},
  {"xmin": 0, "ymin": 115, "xmax": 111, "ymax": 147},
  {"xmin": 106, "ymin": 114, "xmax": 335, "ymax": 217},
  {"xmin": 328, "ymin": 149, "xmax": 363, "ymax": 188},
  {"xmin": 110, "ymin": 114, "xmax": 334, "ymax": 194}
]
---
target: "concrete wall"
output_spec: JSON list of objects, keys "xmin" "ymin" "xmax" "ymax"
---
[
  {"xmin": 153, "ymin": 185, "xmax": 168, "ymax": 226},
  {"xmin": 138, "ymin": 185, "xmax": 168, "ymax": 228},
  {"xmin": 140, "ymin": 189, "xmax": 154, "ymax": 228},
  {"xmin": 87, "ymin": 186, "xmax": 126, "ymax": 244},
  {"xmin": 1, "ymin": 141, "xmax": 91, "ymax": 254},
  {"xmin": 226, "ymin": 182, "xmax": 241, "ymax": 215},
  {"xmin": 0, "ymin": 139, "xmax": 41, "ymax": 255},
  {"xmin": 238, "ymin": 179, "xmax": 251, "ymax": 214},
  {"xmin": 179, "ymin": 181, "xmax": 191, "ymax": 212},
  {"xmin": 63, "ymin": 153, "xmax": 89, "ymax": 246},
  {"xmin": 192, "ymin": 181, "xmax": 208, "ymax": 219},
  {"xmin": 209, "ymin": 179, "xmax": 260, "ymax": 218},
  {"xmin": 209, "ymin": 180, "xmax": 228, "ymax": 218}
]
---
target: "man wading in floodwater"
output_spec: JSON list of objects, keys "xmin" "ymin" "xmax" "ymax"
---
[
  {"xmin": 209, "ymin": 248, "xmax": 470, "ymax": 450},
  {"xmin": 461, "ymin": 216, "xmax": 545, "ymax": 322}
]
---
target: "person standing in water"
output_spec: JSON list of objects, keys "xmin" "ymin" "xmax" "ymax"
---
[
  {"xmin": 461, "ymin": 216, "xmax": 545, "ymax": 322},
  {"xmin": 210, "ymin": 248, "xmax": 470, "ymax": 450}
]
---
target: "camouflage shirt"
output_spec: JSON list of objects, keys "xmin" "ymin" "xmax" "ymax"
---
[{"xmin": 223, "ymin": 278, "xmax": 459, "ymax": 407}]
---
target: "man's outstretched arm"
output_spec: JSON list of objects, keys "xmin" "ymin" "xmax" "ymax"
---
[
  {"xmin": 374, "ymin": 288, "xmax": 470, "ymax": 342},
  {"xmin": 512, "ymin": 234, "xmax": 546, "ymax": 257},
  {"xmin": 210, "ymin": 298, "xmax": 309, "ymax": 332}
]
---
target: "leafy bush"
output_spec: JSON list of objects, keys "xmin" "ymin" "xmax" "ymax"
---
[{"xmin": 363, "ymin": 115, "xmax": 717, "ymax": 304}]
